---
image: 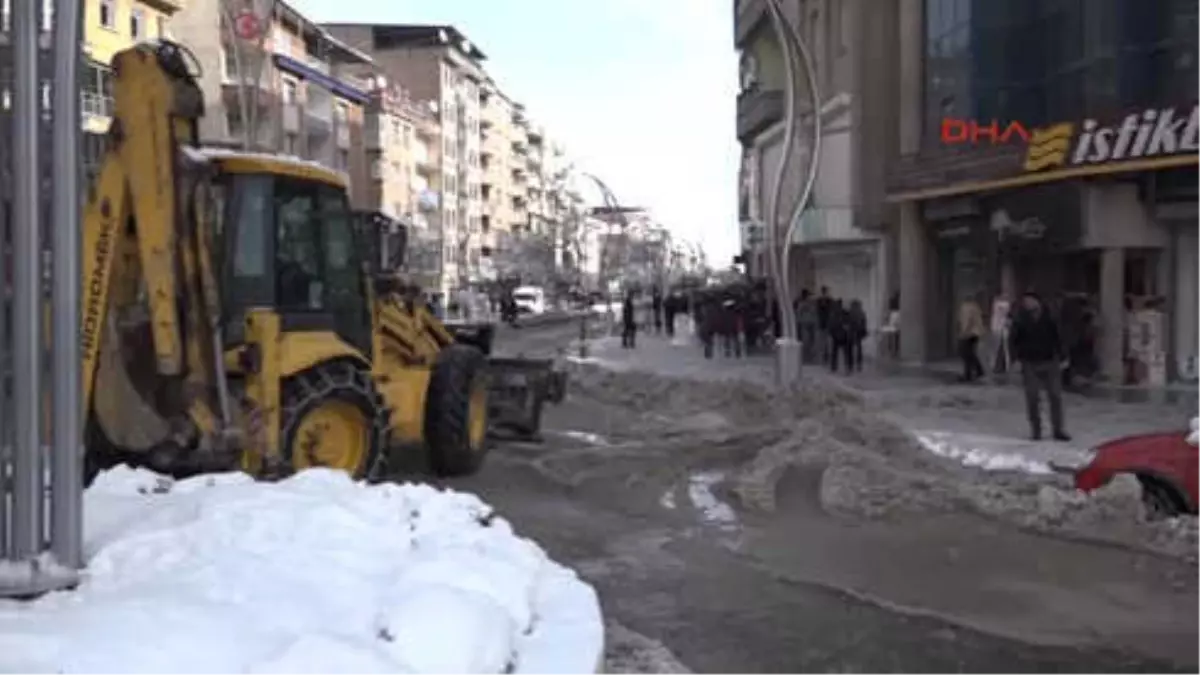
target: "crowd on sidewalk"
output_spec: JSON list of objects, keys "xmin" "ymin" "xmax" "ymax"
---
[{"xmin": 612, "ymin": 280, "xmax": 1108, "ymax": 443}]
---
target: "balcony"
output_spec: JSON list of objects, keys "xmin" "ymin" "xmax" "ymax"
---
[
  {"xmin": 734, "ymin": 0, "xmax": 768, "ymax": 49},
  {"xmin": 736, "ymin": 88, "xmax": 784, "ymax": 145}
]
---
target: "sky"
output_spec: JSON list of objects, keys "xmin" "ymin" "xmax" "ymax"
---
[{"xmin": 289, "ymin": 0, "xmax": 742, "ymax": 264}]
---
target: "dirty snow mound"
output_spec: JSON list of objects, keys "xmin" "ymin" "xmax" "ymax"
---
[
  {"xmin": 603, "ymin": 622, "xmax": 692, "ymax": 674},
  {"xmin": 566, "ymin": 365, "xmax": 1198, "ymax": 562}
]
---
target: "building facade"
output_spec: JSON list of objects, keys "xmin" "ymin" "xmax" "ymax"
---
[
  {"xmin": 887, "ymin": 0, "xmax": 1198, "ymax": 385},
  {"xmin": 324, "ymin": 23, "xmax": 488, "ymax": 295},
  {"xmin": 171, "ymin": 0, "xmax": 372, "ymax": 204},
  {"xmin": 735, "ymin": 0, "xmax": 898, "ymax": 353}
]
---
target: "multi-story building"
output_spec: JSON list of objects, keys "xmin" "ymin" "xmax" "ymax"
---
[
  {"xmin": 323, "ymin": 23, "xmax": 488, "ymax": 295},
  {"xmin": 170, "ymin": 0, "xmax": 372, "ymax": 204},
  {"xmin": 73, "ymin": 0, "xmax": 185, "ymax": 170},
  {"xmin": 478, "ymin": 79, "xmax": 518, "ymax": 281},
  {"xmin": 885, "ymin": 0, "xmax": 1198, "ymax": 385},
  {"xmin": 734, "ymin": 0, "xmax": 897, "ymax": 354},
  {"xmin": 362, "ymin": 79, "xmax": 442, "ymax": 287}
]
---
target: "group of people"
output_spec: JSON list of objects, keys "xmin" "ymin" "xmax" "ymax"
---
[{"xmin": 617, "ymin": 281, "xmax": 871, "ymax": 376}]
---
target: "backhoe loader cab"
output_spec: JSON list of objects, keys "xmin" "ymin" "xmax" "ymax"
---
[{"xmin": 83, "ymin": 41, "xmax": 493, "ymax": 483}]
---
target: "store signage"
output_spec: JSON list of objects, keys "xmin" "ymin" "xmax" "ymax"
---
[
  {"xmin": 941, "ymin": 118, "xmax": 1031, "ymax": 146},
  {"xmin": 989, "ymin": 209, "xmax": 1045, "ymax": 241},
  {"xmin": 1025, "ymin": 104, "xmax": 1198, "ymax": 171}
]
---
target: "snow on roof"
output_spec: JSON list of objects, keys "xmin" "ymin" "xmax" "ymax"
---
[{"xmin": 189, "ymin": 146, "xmax": 350, "ymax": 187}]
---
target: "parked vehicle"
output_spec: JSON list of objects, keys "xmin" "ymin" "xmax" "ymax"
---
[
  {"xmin": 1065, "ymin": 423, "xmax": 1198, "ymax": 518},
  {"xmin": 513, "ymin": 286, "xmax": 546, "ymax": 315}
]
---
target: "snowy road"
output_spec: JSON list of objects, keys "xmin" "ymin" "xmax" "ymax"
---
[{"xmin": 445, "ymin": 321, "xmax": 1198, "ymax": 673}]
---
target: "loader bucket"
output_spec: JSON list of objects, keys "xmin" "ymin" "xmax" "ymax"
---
[{"xmin": 486, "ymin": 356, "xmax": 566, "ymax": 440}]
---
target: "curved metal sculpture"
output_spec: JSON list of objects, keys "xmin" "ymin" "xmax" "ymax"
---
[{"xmin": 762, "ymin": 0, "xmax": 823, "ymax": 385}]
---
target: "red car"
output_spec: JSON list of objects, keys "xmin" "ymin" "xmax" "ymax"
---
[{"xmin": 1069, "ymin": 425, "xmax": 1198, "ymax": 518}]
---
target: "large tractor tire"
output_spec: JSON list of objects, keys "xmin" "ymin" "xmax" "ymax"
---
[
  {"xmin": 280, "ymin": 359, "xmax": 389, "ymax": 481},
  {"xmin": 425, "ymin": 344, "xmax": 490, "ymax": 477}
]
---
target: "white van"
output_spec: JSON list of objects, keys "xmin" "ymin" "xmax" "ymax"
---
[{"xmin": 512, "ymin": 286, "xmax": 546, "ymax": 315}]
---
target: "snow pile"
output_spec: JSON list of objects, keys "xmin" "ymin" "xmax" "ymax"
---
[
  {"xmin": 567, "ymin": 363, "xmax": 1200, "ymax": 563},
  {"xmin": 0, "ymin": 467, "xmax": 603, "ymax": 674}
]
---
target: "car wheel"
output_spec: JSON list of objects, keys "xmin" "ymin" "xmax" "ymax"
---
[{"xmin": 1139, "ymin": 478, "xmax": 1182, "ymax": 520}]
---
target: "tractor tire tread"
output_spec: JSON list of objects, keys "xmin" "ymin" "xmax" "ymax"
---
[
  {"xmin": 278, "ymin": 359, "xmax": 390, "ymax": 481},
  {"xmin": 425, "ymin": 344, "xmax": 489, "ymax": 477}
]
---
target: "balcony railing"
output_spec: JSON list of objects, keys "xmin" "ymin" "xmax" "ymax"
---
[{"xmin": 82, "ymin": 92, "xmax": 112, "ymax": 119}]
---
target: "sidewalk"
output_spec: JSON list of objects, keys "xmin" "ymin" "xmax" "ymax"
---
[{"xmin": 571, "ymin": 330, "xmax": 1192, "ymax": 475}]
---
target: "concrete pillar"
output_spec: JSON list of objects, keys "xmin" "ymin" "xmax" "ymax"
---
[
  {"xmin": 896, "ymin": 0, "xmax": 924, "ymax": 154},
  {"xmin": 898, "ymin": 201, "xmax": 928, "ymax": 362},
  {"xmin": 1099, "ymin": 247, "xmax": 1125, "ymax": 381}
]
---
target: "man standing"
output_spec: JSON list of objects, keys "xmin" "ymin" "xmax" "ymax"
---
[
  {"xmin": 816, "ymin": 286, "xmax": 833, "ymax": 365},
  {"xmin": 957, "ymin": 296, "xmax": 986, "ymax": 382},
  {"xmin": 621, "ymin": 291, "xmax": 638, "ymax": 349},
  {"xmin": 651, "ymin": 285, "xmax": 664, "ymax": 335},
  {"xmin": 1010, "ymin": 292, "xmax": 1071, "ymax": 441}
]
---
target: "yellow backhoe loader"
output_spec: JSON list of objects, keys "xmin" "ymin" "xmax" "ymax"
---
[{"xmin": 81, "ymin": 40, "xmax": 557, "ymax": 484}]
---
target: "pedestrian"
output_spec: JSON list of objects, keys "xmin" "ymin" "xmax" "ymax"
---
[
  {"xmin": 1009, "ymin": 291, "xmax": 1071, "ymax": 441},
  {"xmin": 796, "ymin": 289, "xmax": 818, "ymax": 363},
  {"xmin": 847, "ymin": 299, "xmax": 868, "ymax": 372},
  {"xmin": 664, "ymin": 293, "xmax": 678, "ymax": 338},
  {"xmin": 828, "ymin": 299, "xmax": 851, "ymax": 374},
  {"xmin": 816, "ymin": 286, "xmax": 833, "ymax": 365},
  {"xmin": 652, "ymin": 285, "xmax": 664, "ymax": 335},
  {"xmin": 957, "ymin": 296, "xmax": 986, "ymax": 382},
  {"xmin": 621, "ymin": 291, "xmax": 637, "ymax": 349},
  {"xmin": 699, "ymin": 294, "xmax": 718, "ymax": 359}
]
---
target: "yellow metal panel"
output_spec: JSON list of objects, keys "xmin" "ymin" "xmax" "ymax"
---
[
  {"xmin": 213, "ymin": 155, "xmax": 349, "ymax": 189},
  {"xmin": 243, "ymin": 310, "xmax": 283, "ymax": 474},
  {"xmin": 376, "ymin": 368, "xmax": 430, "ymax": 444},
  {"xmin": 277, "ymin": 331, "xmax": 368, "ymax": 378}
]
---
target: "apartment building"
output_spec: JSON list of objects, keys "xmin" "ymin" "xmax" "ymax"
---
[
  {"xmin": 171, "ymin": 0, "xmax": 372, "ymax": 205},
  {"xmin": 38, "ymin": 0, "xmax": 183, "ymax": 170},
  {"xmin": 324, "ymin": 23, "xmax": 488, "ymax": 295},
  {"xmin": 362, "ymin": 78, "xmax": 443, "ymax": 287},
  {"xmin": 734, "ymin": 0, "xmax": 897, "ymax": 353}
]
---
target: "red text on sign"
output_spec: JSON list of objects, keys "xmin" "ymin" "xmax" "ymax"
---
[{"xmin": 940, "ymin": 118, "xmax": 1032, "ymax": 146}]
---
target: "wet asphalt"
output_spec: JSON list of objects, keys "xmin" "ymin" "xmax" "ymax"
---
[{"xmin": 443, "ymin": 321, "xmax": 1195, "ymax": 673}]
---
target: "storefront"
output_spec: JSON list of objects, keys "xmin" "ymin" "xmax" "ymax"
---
[{"xmin": 1156, "ymin": 167, "xmax": 1199, "ymax": 384}]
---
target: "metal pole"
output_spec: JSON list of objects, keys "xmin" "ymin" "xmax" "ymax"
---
[
  {"xmin": 11, "ymin": 0, "xmax": 45, "ymax": 560},
  {"xmin": 763, "ymin": 0, "xmax": 822, "ymax": 387},
  {"xmin": 49, "ymin": 0, "xmax": 84, "ymax": 570}
]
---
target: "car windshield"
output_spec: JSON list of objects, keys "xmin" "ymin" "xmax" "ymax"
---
[{"xmin": 514, "ymin": 293, "xmax": 536, "ymax": 302}]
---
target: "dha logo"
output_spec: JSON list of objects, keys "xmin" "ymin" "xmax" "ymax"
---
[{"xmin": 1023, "ymin": 104, "xmax": 1199, "ymax": 172}]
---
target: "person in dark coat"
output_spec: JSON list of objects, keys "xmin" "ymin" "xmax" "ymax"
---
[
  {"xmin": 847, "ymin": 299, "xmax": 868, "ymax": 372},
  {"xmin": 663, "ymin": 292, "xmax": 678, "ymax": 338},
  {"xmin": 828, "ymin": 299, "xmax": 852, "ymax": 373},
  {"xmin": 621, "ymin": 291, "xmax": 638, "ymax": 349},
  {"xmin": 815, "ymin": 286, "xmax": 833, "ymax": 364},
  {"xmin": 1009, "ymin": 292, "xmax": 1070, "ymax": 441},
  {"xmin": 698, "ymin": 294, "xmax": 718, "ymax": 359},
  {"xmin": 651, "ymin": 286, "xmax": 664, "ymax": 335}
]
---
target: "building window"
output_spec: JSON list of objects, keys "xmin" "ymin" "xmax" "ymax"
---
[
  {"xmin": 284, "ymin": 133, "xmax": 298, "ymax": 155},
  {"xmin": 281, "ymin": 78, "xmax": 298, "ymax": 104},
  {"xmin": 98, "ymin": 0, "xmax": 115, "ymax": 29},
  {"xmin": 335, "ymin": 101, "xmax": 350, "ymax": 122},
  {"xmin": 336, "ymin": 149, "xmax": 349, "ymax": 171},
  {"xmin": 130, "ymin": 8, "xmax": 144, "ymax": 39},
  {"xmin": 222, "ymin": 46, "xmax": 239, "ymax": 81},
  {"xmin": 371, "ymin": 159, "xmax": 383, "ymax": 180},
  {"xmin": 156, "ymin": 15, "xmax": 167, "ymax": 38}
]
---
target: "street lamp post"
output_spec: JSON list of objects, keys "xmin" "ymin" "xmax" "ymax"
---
[{"xmin": 762, "ymin": 0, "xmax": 822, "ymax": 387}]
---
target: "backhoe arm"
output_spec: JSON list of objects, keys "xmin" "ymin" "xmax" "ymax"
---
[{"xmin": 81, "ymin": 41, "xmax": 222, "ymax": 457}]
